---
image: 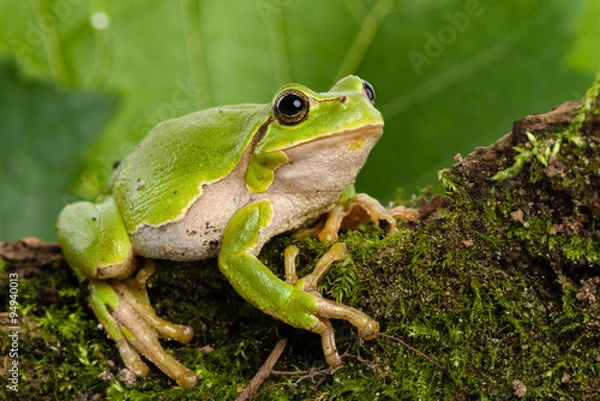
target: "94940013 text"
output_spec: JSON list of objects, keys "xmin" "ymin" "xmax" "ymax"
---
[{"xmin": 6, "ymin": 272, "xmax": 20, "ymax": 392}]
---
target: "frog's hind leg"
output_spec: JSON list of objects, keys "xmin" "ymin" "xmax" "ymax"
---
[
  {"xmin": 114, "ymin": 259, "xmax": 194, "ymax": 343},
  {"xmin": 318, "ymin": 193, "xmax": 420, "ymax": 243},
  {"xmin": 87, "ymin": 259, "xmax": 197, "ymax": 388},
  {"xmin": 57, "ymin": 198, "xmax": 197, "ymax": 388}
]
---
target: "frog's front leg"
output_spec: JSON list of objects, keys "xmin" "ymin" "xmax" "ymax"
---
[
  {"xmin": 57, "ymin": 197, "xmax": 197, "ymax": 388},
  {"xmin": 283, "ymin": 242, "xmax": 379, "ymax": 365},
  {"xmin": 218, "ymin": 200, "xmax": 379, "ymax": 367}
]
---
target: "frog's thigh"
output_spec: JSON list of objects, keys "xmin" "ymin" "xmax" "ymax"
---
[{"xmin": 57, "ymin": 197, "xmax": 135, "ymax": 280}]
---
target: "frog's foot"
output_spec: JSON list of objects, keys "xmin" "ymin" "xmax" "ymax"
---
[
  {"xmin": 387, "ymin": 204, "xmax": 421, "ymax": 222},
  {"xmin": 318, "ymin": 193, "xmax": 420, "ymax": 243},
  {"xmin": 88, "ymin": 259, "xmax": 198, "ymax": 388},
  {"xmin": 284, "ymin": 243, "xmax": 379, "ymax": 367}
]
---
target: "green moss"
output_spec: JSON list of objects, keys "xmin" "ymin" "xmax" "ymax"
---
[
  {"xmin": 563, "ymin": 71, "xmax": 600, "ymax": 145},
  {"xmin": 2, "ymin": 197, "xmax": 599, "ymax": 400},
  {"xmin": 494, "ymin": 72, "xmax": 600, "ymax": 182},
  {"xmin": 492, "ymin": 132, "xmax": 553, "ymax": 181}
]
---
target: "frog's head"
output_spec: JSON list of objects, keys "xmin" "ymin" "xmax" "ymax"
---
[{"xmin": 246, "ymin": 75, "xmax": 384, "ymax": 193}]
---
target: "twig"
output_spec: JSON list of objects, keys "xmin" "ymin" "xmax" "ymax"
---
[
  {"xmin": 257, "ymin": 365, "xmax": 343, "ymax": 398},
  {"xmin": 235, "ymin": 338, "xmax": 288, "ymax": 401},
  {"xmin": 378, "ymin": 332, "xmax": 446, "ymax": 372}
]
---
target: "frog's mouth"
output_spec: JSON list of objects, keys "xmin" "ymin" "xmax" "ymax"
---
[{"xmin": 285, "ymin": 123, "xmax": 384, "ymax": 150}]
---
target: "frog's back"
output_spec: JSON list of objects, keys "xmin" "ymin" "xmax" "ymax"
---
[{"xmin": 111, "ymin": 104, "xmax": 269, "ymax": 233}]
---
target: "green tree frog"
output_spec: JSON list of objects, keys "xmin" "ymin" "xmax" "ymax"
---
[{"xmin": 56, "ymin": 75, "xmax": 419, "ymax": 388}]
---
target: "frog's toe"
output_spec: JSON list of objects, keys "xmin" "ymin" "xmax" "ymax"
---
[
  {"xmin": 282, "ymin": 244, "xmax": 379, "ymax": 367},
  {"xmin": 113, "ymin": 278, "xmax": 195, "ymax": 344},
  {"xmin": 311, "ymin": 318, "xmax": 342, "ymax": 367},
  {"xmin": 110, "ymin": 293, "xmax": 198, "ymax": 387},
  {"xmin": 356, "ymin": 317, "xmax": 379, "ymax": 340},
  {"xmin": 342, "ymin": 193, "xmax": 399, "ymax": 233},
  {"xmin": 317, "ymin": 193, "xmax": 410, "ymax": 243},
  {"xmin": 302, "ymin": 298, "xmax": 379, "ymax": 368},
  {"xmin": 87, "ymin": 277, "xmax": 197, "ymax": 387},
  {"xmin": 114, "ymin": 337, "xmax": 149, "ymax": 377},
  {"xmin": 315, "ymin": 297, "xmax": 380, "ymax": 339}
]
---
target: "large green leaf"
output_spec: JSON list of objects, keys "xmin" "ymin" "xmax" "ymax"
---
[
  {"xmin": 0, "ymin": 0, "xmax": 597, "ymax": 239},
  {"xmin": 0, "ymin": 60, "xmax": 116, "ymax": 241}
]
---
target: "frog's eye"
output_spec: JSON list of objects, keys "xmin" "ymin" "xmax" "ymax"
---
[
  {"xmin": 362, "ymin": 80, "xmax": 376, "ymax": 104},
  {"xmin": 273, "ymin": 89, "xmax": 310, "ymax": 125}
]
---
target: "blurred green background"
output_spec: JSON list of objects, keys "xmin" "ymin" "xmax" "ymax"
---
[{"xmin": 0, "ymin": 0, "xmax": 598, "ymax": 241}]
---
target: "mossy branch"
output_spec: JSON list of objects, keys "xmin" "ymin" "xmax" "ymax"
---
[
  {"xmin": 2, "ymin": 75, "xmax": 600, "ymax": 400},
  {"xmin": 492, "ymin": 72, "xmax": 600, "ymax": 181}
]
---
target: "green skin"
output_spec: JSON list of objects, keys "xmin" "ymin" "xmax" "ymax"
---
[{"xmin": 56, "ymin": 75, "xmax": 391, "ymax": 388}]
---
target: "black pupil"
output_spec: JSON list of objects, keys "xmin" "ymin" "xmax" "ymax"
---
[
  {"xmin": 363, "ymin": 80, "xmax": 376, "ymax": 102},
  {"xmin": 279, "ymin": 94, "xmax": 304, "ymax": 116}
]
